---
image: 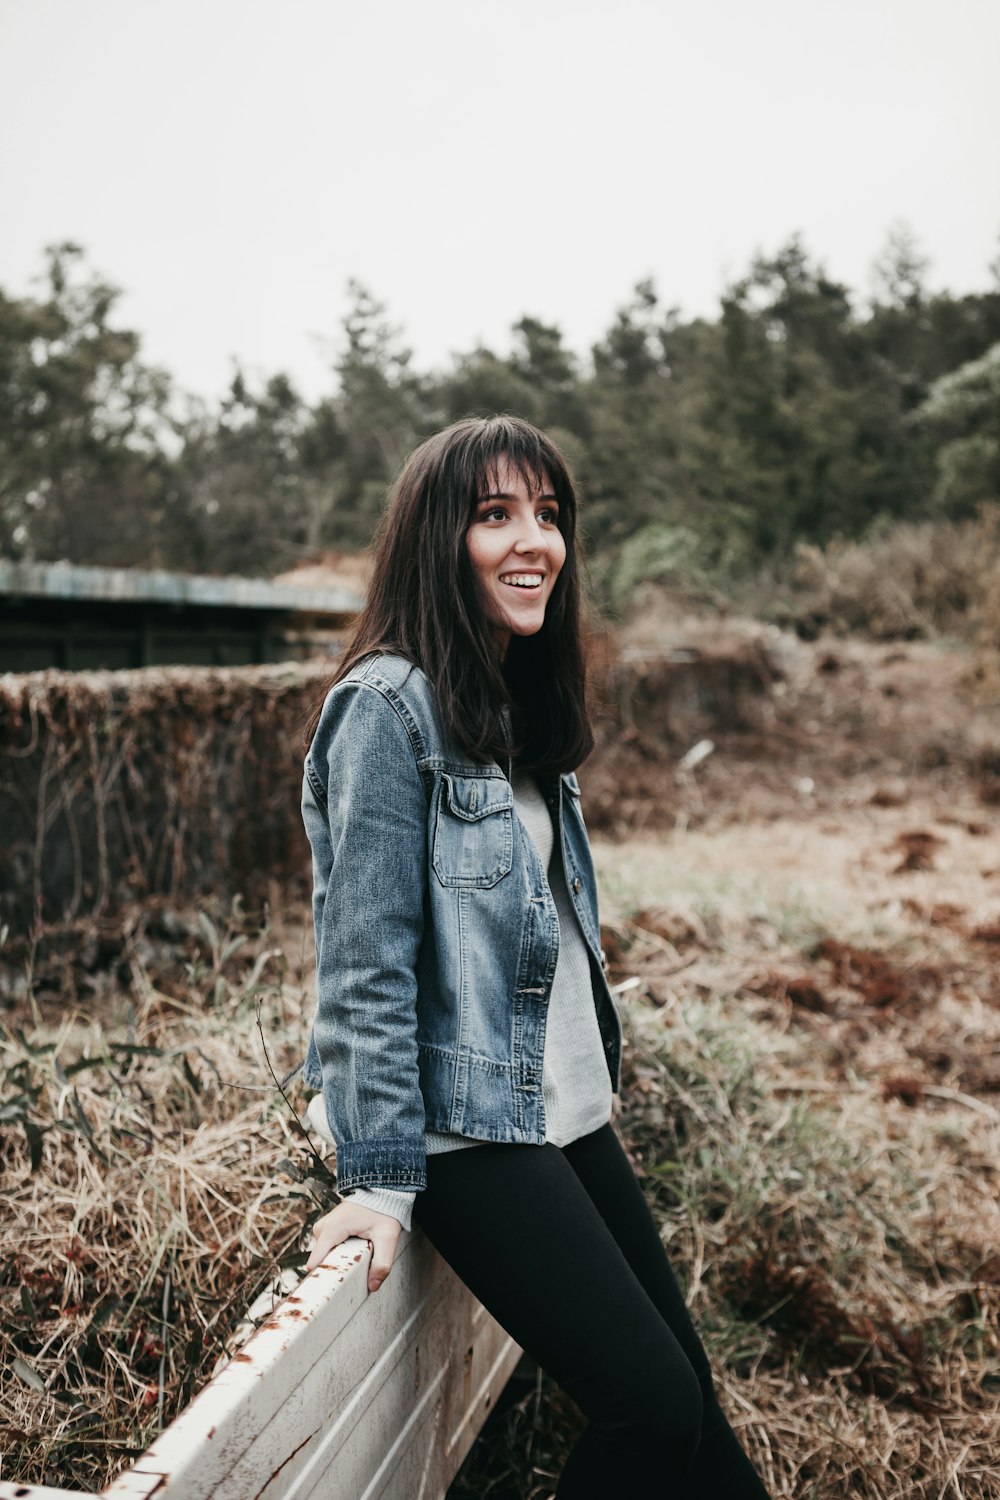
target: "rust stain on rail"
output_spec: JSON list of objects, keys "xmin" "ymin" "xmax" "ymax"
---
[{"xmin": 249, "ymin": 1427, "xmax": 321, "ymax": 1500}]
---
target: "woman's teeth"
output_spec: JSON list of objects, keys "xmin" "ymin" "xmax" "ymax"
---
[{"xmin": 500, "ymin": 574, "xmax": 542, "ymax": 588}]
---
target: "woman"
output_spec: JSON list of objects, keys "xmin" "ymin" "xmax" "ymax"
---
[{"xmin": 299, "ymin": 416, "xmax": 771, "ymax": 1497}]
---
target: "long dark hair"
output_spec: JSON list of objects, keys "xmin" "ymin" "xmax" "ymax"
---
[{"xmin": 306, "ymin": 415, "xmax": 593, "ymax": 772}]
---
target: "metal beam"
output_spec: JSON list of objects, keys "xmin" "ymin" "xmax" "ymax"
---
[{"xmin": 0, "ymin": 561, "xmax": 364, "ymax": 619}]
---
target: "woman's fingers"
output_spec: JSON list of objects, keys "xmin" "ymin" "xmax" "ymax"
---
[
  {"xmin": 305, "ymin": 1209, "xmax": 350, "ymax": 1274},
  {"xmin": 366, "ymin": 1221, "xmax": 401, "ymax": 1294},
  {"xmin": 305, "ymin": 1202, "xmax": 403, "ymax": 1290}
]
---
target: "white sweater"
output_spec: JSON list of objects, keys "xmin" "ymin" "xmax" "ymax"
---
[{"xmin": 305, "ymin": 768, "xmax": 613, "ymax": 1230}]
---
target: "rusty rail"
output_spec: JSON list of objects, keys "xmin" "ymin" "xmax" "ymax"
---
[{"xmin": 0, "ymin": 1228, "xmax": 520, "ymax": 1500}]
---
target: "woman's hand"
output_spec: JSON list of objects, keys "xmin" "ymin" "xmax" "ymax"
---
[{"xmin": 306, "ymin": 1200, "xmax": 403, "ymax": 1293}]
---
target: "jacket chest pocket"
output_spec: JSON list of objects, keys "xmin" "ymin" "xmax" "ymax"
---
[{"xmin": 432, "ymin": 773, "xmax": 514, "ymax": 889}]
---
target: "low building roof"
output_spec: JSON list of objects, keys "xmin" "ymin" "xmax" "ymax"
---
[{"xmin": 0, "ymin": 559, "xmax": 364, "ymax": 616}]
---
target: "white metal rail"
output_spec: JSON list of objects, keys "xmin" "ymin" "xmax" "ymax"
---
[{"xmin": 0, "ymin": 1227, "xmax": 520, "ymax": 1500}]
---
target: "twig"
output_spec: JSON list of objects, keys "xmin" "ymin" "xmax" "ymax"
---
[
  {"xmin": 254, "ymin": 997, "xmax": 339, "ymax": 1204},
  {"xmin": 157, "ymin": 1262, "xmax": 172, "ymax": 1434}
]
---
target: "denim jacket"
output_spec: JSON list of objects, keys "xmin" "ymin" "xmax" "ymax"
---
[{"xmin": 300, "ymin": 652, "xmax": 623, "ymax": 1194}]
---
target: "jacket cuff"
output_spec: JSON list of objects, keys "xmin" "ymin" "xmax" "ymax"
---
[{"xmin": 336, "ymin": 1137, "xmax": 427, "ymax": 1193}]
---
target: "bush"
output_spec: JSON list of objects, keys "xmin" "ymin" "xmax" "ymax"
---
[{"xmin": 753, "ymin": 507, "xmax": 1000, "ymax": 653}]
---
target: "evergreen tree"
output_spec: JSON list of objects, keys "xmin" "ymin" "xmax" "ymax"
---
[{"xmin": 0, "ymin": 243, "xmax": 176, "ymax": 565}]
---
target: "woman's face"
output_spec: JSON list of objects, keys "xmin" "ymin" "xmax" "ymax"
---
[{"xmin": 466, "ymin": 456, "xmax": 567, "ymax": 653}]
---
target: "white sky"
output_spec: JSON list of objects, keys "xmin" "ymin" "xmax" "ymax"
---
[{"xmin": 1, "ymin": 0, "xmax": 998, "ymax": 403}]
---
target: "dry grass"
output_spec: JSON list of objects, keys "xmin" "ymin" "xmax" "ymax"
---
[
  {"xmin": 3, "ymin": 669, "xmax": 1000, "ymax": 1496},
  {"xmin": 619, "ymin": 991, "xmax": 1000, "ymax": 1499},
  {"xmin": 4, "ymin": 874, "xmax": 999, "ymax": 1497},
  {"xmin": 748, "ymin": 506, "xmax": 1000, "ymax": 704},
  {"xmin": 450, "ymin": 973, "xmax": 1000, "ymax": 1497},
  {"xmin": 449, "ymin": 815, "xmax": 1000, "ymax": 1498},
  {"xmin": 0, "ymin": 900, "xmax": 333, "ymax": 1489}
]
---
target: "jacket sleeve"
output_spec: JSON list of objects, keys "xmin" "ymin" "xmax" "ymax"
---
[{"xmin": 303, "ymin": 680, "xmax": 428, "ymax": 1193}]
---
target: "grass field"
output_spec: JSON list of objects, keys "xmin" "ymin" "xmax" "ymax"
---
[{"xmin": 2, "ymin": 627, "xmax": 999, "ymax": 1497}]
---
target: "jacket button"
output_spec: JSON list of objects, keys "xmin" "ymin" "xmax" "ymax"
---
[{"xmin": 572, "ymin": 877, "xmax": 583, "ymax": 895}]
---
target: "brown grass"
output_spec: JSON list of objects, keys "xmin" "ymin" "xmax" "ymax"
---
[
  {"xmin": 452, "ymin": 796, "xmax": 1000, "ymax": 1497},
  {"xmin": 4, "ymin": 857, "xmax": 1000, "ymax": 1497},
  {"xmin": 757, "ymin": 505, "xmax": 1000, "ymax": 658},
  {"xmin": 3, "ymin": 628, "xmax": 1000, "ymax": 1496},
  {"xmin": 0, "ymin": 900, "xmax": 334, "ymax": 1487}
]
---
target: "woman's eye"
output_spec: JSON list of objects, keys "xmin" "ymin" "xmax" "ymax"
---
[
  {"xmin": 538, "ymin": 507, "xmax": 559, "ymax": 524},
  {"xmin": 482, "ymin": 506, "xmax": 507, "ymax": 522}
]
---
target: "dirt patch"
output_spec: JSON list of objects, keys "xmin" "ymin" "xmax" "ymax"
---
[{"xmin": 583, "ymin": 621, "xmax": 1000, "ymax": 836}]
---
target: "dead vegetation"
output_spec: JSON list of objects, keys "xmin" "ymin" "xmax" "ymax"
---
[
  {"xmin": 586, "ymin": 616, "xmax": 1000, "ymax": 836},
  {"xmin": 0, "ymin": 901, "xmax": 338, "ymax": 1489},
  {"xmin": 600, "ymin": 891, "xmax": 1000, "ymax": 1499},
  {"xmin": 4, "ymin": 605, "xmax": 997, "ymax": 931},
  {"xmin": 0, "ymin": 663, "xmax": 326, "ymax": 930},
  {"xmin": 1, "ymin": 628, "xmax": 999, "ymax": 1496},
  {"xmin": 449, "ymin": 668, "xmax": 1000, "ymax": 1497},
  {"xmin": 449, "ymin": 798, "xmax": 1000, "ymax": 1497},
  {"xmin": 754, "ymin": 506, "xmax": 1000, "ymax": 678}
]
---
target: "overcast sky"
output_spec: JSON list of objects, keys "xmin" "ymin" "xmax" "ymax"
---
[{"xmin": 1, "ymin": 0, "xmax": 998, "ymax": 403}]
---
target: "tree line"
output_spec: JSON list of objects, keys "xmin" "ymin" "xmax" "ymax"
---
[{"xmin": 1, "ymin": 233, "xmax": 998, "ymax": 609}]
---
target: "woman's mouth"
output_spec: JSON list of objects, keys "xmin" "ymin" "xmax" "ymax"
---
[{"xmin": 499, "ymin": 572, "xmax": 544, "ymax": 590}]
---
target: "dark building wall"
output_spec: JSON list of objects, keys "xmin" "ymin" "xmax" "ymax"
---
[
  {"xmin": 0, "ymin": 561, "xmax": 362, "ymax": 673},
  {"xmin": 0, "ymin": 599, "xmax": 312, "ymax": 673}
]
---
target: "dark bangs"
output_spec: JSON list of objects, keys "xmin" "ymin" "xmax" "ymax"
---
[
  {"xmin": 306, "ymin": 416, "xmax": 593, "ymax": 775},
  {"xmin": 451, "ymin": 417, "xmax": 579, "ymax": 536}
]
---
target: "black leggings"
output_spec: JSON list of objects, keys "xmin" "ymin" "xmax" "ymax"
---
[{"xmin": 413, "ymin": 1123, "xmax": 771, "ymax": 1499}]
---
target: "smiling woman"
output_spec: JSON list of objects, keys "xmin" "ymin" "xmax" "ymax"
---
[
  {"xmin": 303, "ymin": 415, "xmax": 593, "ymax": 773},
  {"xmin": 294, "ymin": 415, "xmax": 773, "ymax": 1498},
  {"xmin": 466, "ymin": 459, "xmax": 567, "ymax": 652}
]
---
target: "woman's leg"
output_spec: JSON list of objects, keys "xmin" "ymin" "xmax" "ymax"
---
[
  {"xmin": 414, "ymin": 1138, "xmax": 767, "ymax": 1498},
  {"xmin": 561, "ymin": 1124, "xmax": 771, "ymax": 1497}
]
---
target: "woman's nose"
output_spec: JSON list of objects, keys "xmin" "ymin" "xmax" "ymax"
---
[{"xmin": 513, "ymin": 516, "xmax": 546, "ymax": 552}]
